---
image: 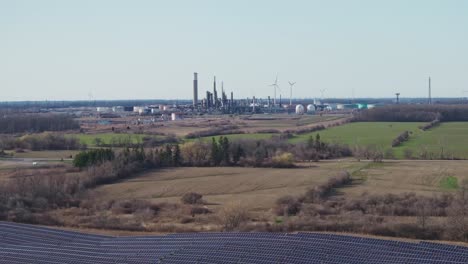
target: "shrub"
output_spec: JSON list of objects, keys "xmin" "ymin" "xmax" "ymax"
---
[
  {"xmin": 420, "ymin": 119, "xmax": 440, "ymax": 131},
  {"xmin": 190, "ymin": 206, "xmax": 211, "ymax": 215},
  {"xmin": 181, "ymin": 192, "xmax": 203, "ymax": 204},
  {"xmin": 271, "ymin": 153, "xmax": 295, "ymax": 168},
  {"xmin": 274, "ymin": 196, "xmax": 301, "ymax": 216},
  {"xmin": 219, "ymin": 201, "xmax": 249, "ymax": 231},
  {"xmin": 391, "ymin": 131, "xmax": 410, "ymax": 147}
]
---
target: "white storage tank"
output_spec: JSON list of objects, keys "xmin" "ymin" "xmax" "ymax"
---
[
  {"xmin": 133, "ymin": 106, "xmax": 142, "ymax": 113},
  {"xmin": 306, "ymin": 104, "xmax": 316, "ymax": 114},
  {"xmin": 295, "ymin": 104, "xmax": 305, "ymax": 115},
  {"xmin": 112, "ymin": 106, "xmax": 124, "ymax": 112},
  {"xmin": 171, "ymin": 113, "xmax": 178, "ymax": 121},
  {"xmin": 97, "ymin": 107, "xmax": 111, "ymax": 113}
]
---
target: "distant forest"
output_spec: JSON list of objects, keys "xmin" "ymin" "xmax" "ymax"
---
[
  {"xmin": 0, "ymin": 114, "xmax": 79, "ymax": 134},
  {"xmin": 354, "ymin": 105, "xmax": 468, "ymax": 122}
]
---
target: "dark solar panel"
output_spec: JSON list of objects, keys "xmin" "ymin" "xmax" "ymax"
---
[{"xmin": 0, "ymin": 222, "xmax": 467, "ymax": 264}]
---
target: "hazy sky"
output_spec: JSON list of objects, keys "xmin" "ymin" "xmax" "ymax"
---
[{"xmin": 1, "ymin": 0, "xmax": 468, "ymax": 101}]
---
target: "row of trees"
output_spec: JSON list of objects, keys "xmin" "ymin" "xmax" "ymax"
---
[
  {"xmin": 0, "ymin": 133, "xmax": 81, "ymax": 151},
  {"xmin": 0, "ymin": 114, "xmax": 79, "ymax": 134},
  {"xmin": 354, "ymin": 104, "xmax": 468, "ymax": 122},
  {"xmin": 391, "ymin": 131, "xmax": 410, "ymax": 147},
  {"xmin": 73, "ymin": 134, "xmax": 352, "ymax": 172}
]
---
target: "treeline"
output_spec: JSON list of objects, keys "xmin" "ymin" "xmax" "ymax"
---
[
  {"xmin": 0, "ymin": 114, "xmax": 79, "ymax": 134},
  {"xmin": 0, "ymin": 133, "xmax": 81, "ymax": 151},
  {"xmin": 72, "ymin": 134, "xmax": 351, "ymax": 171},
  {"xmin": 354, "ymin": 105, "xmax": 468, "ymax": 122},
  {"xmin": 420, "ymin": 119, "xmax": 440, "ymax": 131},
  {"xmin": 73, "ymin": 149, "xmax": 115, "ymax": 168},
  {"xmin": 73, "ymin": 136, "xmax": 349, "ymax": 171},
  {"xmin": 391, "ymin": 131, "xmax": 410, "ymax": 147}
]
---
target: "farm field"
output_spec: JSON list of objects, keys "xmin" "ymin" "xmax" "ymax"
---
[
  {"xmin": 286, "ymin": 121, "xmax": 468, "ymax": 159},
  {"xmin": 345, "ymin": 160, "xmax": 468, "ymax": 197},
  {"xmin": 94, "ymin": 159, "xmax": 466, "ymax": 215},
  {"xmin": 95, "ymin": 162, "xmax": 359, "ymax": 212},
  {"xmin": 288, "ymin": 122, "xmax": 424, "ymax": 147},
  {"xmin": 398, "ymin": 122, "xmax": 468, "ymax": 159}
]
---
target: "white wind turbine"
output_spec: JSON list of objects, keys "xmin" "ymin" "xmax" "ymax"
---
[
  {"xmin": 269, "ymin": 74, "xmax": 281, "ymax": 107},
  {"xmin": 288, "ymin": 81, "xmax": 296, "ymax": 106}
]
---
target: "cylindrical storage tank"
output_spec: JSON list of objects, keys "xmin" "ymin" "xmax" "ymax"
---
[
  {"xmin": 295, "ymin": 104, "xmax": 305, "ymax": 115},
  {"xmin": 367, "ymin": 104, "xmax": 376, "ymax": 109},
  {"xmin": 358, "ymin": 103, "xmax": 368, "ymax": 109},
  {"xmin": 171, "ymin": 113, "xmax": 177, "ymax": 121},
  {"xmin": 337, "ymin": 104, "xmax": 345, "ymax": 110},
  {"xmin": 97, "ymin": 107, "xmax": 110, "ymax": 113},
  {"xmin": 112, "ymin": 106, "xmax": 124, "ymax": 112},
  {"xmin": 306, "ymin": 104, "xmax": 316, "ymax": 114},
  {"xmin": 151, "ymin": 108, "xmax": 160, "ymax": 114},
  {"xmin": 163, "ymin": 105, "xmax": 171, "ymax": 111}
]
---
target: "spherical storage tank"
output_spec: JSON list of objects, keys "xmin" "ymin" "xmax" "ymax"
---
[
  {"xmin": 306, "ymin": 104, "xmax": 316, "ymax": 114},
  {"xmin": 295, "ymin": 104, "xmax": 305, "ymax": 115}
]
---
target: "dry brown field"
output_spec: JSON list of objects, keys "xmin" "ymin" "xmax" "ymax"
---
[
  {"xmin": 94, "ymin": 159, "xmax": 468, "ymax": 216},
  {"xmin": 94, "ymin": 162, "xmax": 358, "ymax": 212},
  {"xmin": 344, "ymin": 160, "xmax": 468, "ymax": 197}
]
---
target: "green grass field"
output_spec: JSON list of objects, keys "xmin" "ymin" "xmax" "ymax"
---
[
  {"xmin": 288, "ymin": 122, "xmax": 424, "ymax": 147},
  {"xmin": 288, "ymin": 121, "xmax": 468, "ymax": 159},
  {"xmin": 398, "ymin": 122, "xmax": 468, "ymax": 159}
]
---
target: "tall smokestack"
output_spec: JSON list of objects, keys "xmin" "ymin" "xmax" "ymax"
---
[
  {"xmin": 428, "ymin": 77, "xmax": 432, "ymax": 105},
  {"xmin": 213, "ymin": 76, "xmax": 218, "ymax": 108},
  {"xmin": 193, "ymin": 72, "xmax": 198, "ymax": 107}
]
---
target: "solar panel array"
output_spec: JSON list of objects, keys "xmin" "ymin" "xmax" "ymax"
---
[{"xmin": 1, "ymin": 221, "xmax": 468, "ymax": 264}]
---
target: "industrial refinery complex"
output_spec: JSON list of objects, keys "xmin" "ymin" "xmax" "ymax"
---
[{"xmin": 91, "ymin": 72, "xmax": 378, "ymax": 119}]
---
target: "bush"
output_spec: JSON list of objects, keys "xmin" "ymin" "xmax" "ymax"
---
[
  {"xmin": 271, "ymin": 153, "xmax": 295, "ymax": 168},
  {"xmin": 391, "ymin": 131, "xmax": 410, "ymax": 147},
  {"xmin": 219, "ymin": 201, "xmax": 249, "ymax": 231},
  {"xmin": 274, "ymin": 196, "xmax": 301, "ymax": 216},
  {"xmin": 303, "ymin": 171, "xmax": 351, "ymax": 203},
  {"xmin": 181, "ymin": 192, "xmax": 203, "ymax": 204},
  {"xmin": 190, "ymin": 206, "xmax": 211, "ymax": 215},
  {"xmin": 420, "ymin": 119, "xmax": 440, "ymax": 131}
]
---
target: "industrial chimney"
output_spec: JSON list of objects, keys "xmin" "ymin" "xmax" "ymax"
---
[
  {"xmin": 193, "ymin": 72, "xmax": 198, "ymax": 107},
  {"xmin": 428, "ymin": 77, "xmax": 432, "ymax": 105}
]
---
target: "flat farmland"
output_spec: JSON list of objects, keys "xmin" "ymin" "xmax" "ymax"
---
[
  {"xmin": 93, "ymin": 159, "xmax": 468, "ymax": 217},
  {"xmin": 398, "ymin": 122, "xmax": 468, "ymax": 159},
  {"xmin": 344, "ymin": 160, "xmax": 468, "ymax": 197},
  {"xmin": 95, "ymin": 161, "xmax": 359, "ymax": 212},
  {"xmin": 287, "ymin": 121, "xmax": 468, "ymax": 159},
  {"xmin": 288, "ymin": 122, "xmax": 424, "ymax": 147}
]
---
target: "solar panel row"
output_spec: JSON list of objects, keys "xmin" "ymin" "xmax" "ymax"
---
[{"xmin": 0, "ymin": 221, "xmax": 467, "ymax": 264}]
